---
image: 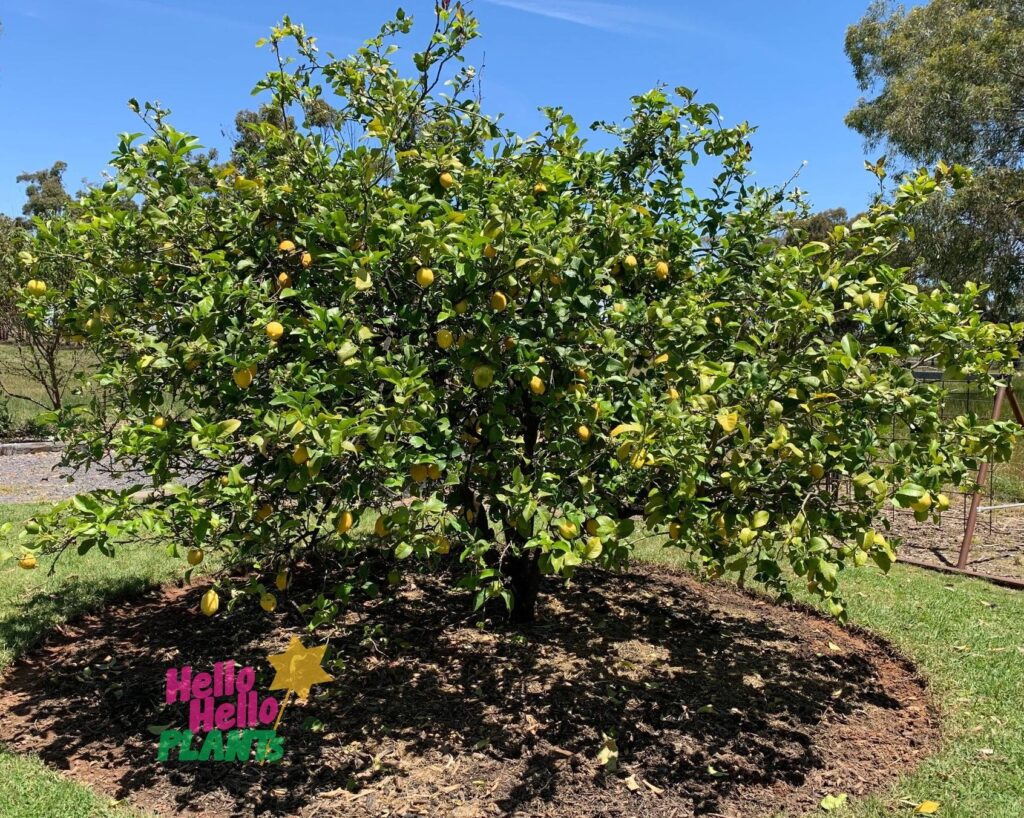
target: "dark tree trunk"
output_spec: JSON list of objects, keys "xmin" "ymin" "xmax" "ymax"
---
[{"xmin": 504, "ymin": 550, "xmax": 541, "ymax": 625}]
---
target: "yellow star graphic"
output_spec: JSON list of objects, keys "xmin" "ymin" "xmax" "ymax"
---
[{"xmin": 266, "ymin": 637, "xmax": 334, "ymax": 701}]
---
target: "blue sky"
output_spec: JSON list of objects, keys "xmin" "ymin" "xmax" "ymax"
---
[{"xmin": 0, "ymin": 1, "xmax": 894, "ymax": 217}]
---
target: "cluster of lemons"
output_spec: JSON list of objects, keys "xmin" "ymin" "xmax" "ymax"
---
[
  {"xmin": 182, "ymin": 189, "xmax": 690, "ymax": 615},
  {"xmin": 196, "ymin": 543, "xmax": 286, "ymax": 617}
]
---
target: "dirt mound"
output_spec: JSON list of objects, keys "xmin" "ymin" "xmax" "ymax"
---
[{"xmin": 0, "ymin": 565, "xmax": 936, "ymax": 817}]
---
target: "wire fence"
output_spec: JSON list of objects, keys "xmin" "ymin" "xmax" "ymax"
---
[{"xmin": 872, "ymin": 368, "xmax": 1024, "ymax": 583}]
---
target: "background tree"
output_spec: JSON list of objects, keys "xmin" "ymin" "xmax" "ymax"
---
[
  {"xmin": 846, "ymin": 0, "xmax": 1024, "ymax": 320},
  {"xmin": 10, "ymin": 7, "xmax": 1020, "ymax": 627},
  {"xmin": 0, "ymin": 161, "xmax": 90, "ymax": 416},
  {"xmin": 782, "ymin": 207, "xmax": 850, "ymax": 245}
]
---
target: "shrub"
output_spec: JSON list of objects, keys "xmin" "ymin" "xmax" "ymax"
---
[{"xmin": 12, "ymin": 7, "xmax": 1022, "ymax": 623}]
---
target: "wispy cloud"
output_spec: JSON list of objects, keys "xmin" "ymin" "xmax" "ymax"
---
[{"xmin": 480, "ymin": 0, "xmax": 696, "ymax": 36}]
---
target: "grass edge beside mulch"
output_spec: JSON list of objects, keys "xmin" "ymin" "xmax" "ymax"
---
[{"xmin": 633, "ymin": 539, "xmax": 1024, "ymax": 818}]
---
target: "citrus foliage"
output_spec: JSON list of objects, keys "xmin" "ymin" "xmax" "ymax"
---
[{"xmin": 9, "ymin": 7, "xmax": 1022, "ymax": 622}]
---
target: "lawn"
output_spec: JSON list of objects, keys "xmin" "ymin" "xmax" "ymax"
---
[
  {"xmin": 0, "ymin": 503, "xmax": 177, "ymax": 818},
  {"xmin": 1, "ymin": 505, "xmax": 1023, "ymax": 817}
]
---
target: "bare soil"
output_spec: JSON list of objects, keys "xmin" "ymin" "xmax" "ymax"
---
[
  {"xmin": 884, "ymin": 490, "xmax": 1024, "ymax": 581},
  {"xmin": 0, "ymin": 565, "xmax": 936, "ymax": 818}
]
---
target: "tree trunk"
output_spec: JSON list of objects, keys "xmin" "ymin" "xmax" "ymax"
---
[{"xmin": 504, "ymin": 551, "xmax": 541, "ymax": 625}]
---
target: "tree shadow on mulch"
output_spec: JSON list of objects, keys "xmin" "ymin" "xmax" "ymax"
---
[{"xmin": 0, "ymin": 565, "xmax": 936, "ymax": 818}]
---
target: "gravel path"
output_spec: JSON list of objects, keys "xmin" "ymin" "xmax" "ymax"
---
[{"xmin": 0, "ymin": 451, "xmax": 140, "ymax": 505}]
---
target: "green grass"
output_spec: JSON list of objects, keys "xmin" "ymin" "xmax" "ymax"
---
[
  {"xmin": 635, "ymin": 538, "xmax": 1024, "ymax": 818},
  {"xmin": 2, "ymin": 501, "xmax": 1024, "ymax": 816},
  {"xmin": 0, "ymin": 503, "xmax": 177, "ymax": 818},
  {"xmin": 0, "ymin": 754, "xmax": 141, "ymax": 818}
]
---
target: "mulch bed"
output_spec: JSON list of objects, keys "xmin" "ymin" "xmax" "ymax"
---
[{"xmin": 0, "ymin": 564, "xmax": 937, "ymax": 817}]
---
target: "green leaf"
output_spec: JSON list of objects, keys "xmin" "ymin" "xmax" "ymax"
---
[{"xmin": 215, "ymin": 419, "xmax": 242, "ymax": 438}]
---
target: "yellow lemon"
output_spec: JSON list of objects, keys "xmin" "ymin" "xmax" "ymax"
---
[
  {"xmin": 669, "ymin": 522, "xmax": 682, "ymax": 541},
  {"xmin": 557, "ymin": 521, "xmax": 578, "ymax": 539},
  {"xmin": 277, "ymin": 271, "xmax": 292, "ymax": 288},
  {"xmin": 585, "ymin": 519, "xmax": 599, "ymax": 536},
  {"xmin": 153, "ymin": 416, "xmax": 168, "ymax": 430},
  {"xmin": 436, "ymin": 329, "xmax": 454, "ymax": 350},
  {"xmin": 454, "ymin": 299, "xmax": 470, "ymax": 315},
  {"xmin": 490, "ymin": 291, "xmax": 508, "ymax": 312},
  {"xmin": 533, "ymin": 182, "xmax": 548, "ymax": 195},
  {"xmin": 187, "ymin": 548, "xmax": 204, "ymax": 566},
  {"xmin": 278, "ymin": 240, "xmax": 296, "ymax": 252},
  {"xmin": 578, "ymin": 425, "xmax": 591, "ymax": 442},
  {"xmin": 529, "ymin": 375, "xmax": 546, "ymax": 395},
  {"xmin": 410, "ymin": 464, "xmax": 429, "ymax": 483},
  {"xmin": 655, "ymin": 261, "xmax": 670, "ymax": 279},
  {"xmin": 584, "ymin": 537, "xmax": 603, "ymax": 560},
  {"xmin": 473, "ymin": 365, "xmax": 495, "ymax": 389},
  {"xmin": 292, "ymin": 445, "xmax": 309, "ymax": 465},
  {"xmin": 260, "ymin": 593, "xmax": 277, "ymax": 612},
  {"xmin": 416, "ymin": 267, "xmax": 434, "ymax": 288},
  {"xmin": 374, "ymin": 515, "xmax": 389, "ymax": 538},
  {"xmin": 233, "ymin": 368, "xmax": 253, "ymax": 389},
  {"xmin": 439, "ymin": 171, "xmax": 455, "ymax": 189},
  {"xmin": 275, "ymin": 570, "xmax": 289, "ymax": 591},
  {"xmin": 265, "ymin": 321, "xmax": 285, "ymax": 342},
  {"xmin": 200, "ymin": 589, "xmax": 220, "ymax": 616},
  {"xmin": 937, "ymin": 493, "xmax": 951, "ymax": 511},
  {"xmin": 911, "ymin": 494, "xmax": 933, "ymax": 513},
  {"xmin": 300, "ymin": 251, "xmax": 313, "ymax": 268},
  {"xmin": 624, "ymin": 254, "xmax": 638, "ymax": 269},
  {"xmin": 809, "ymin": 463, "xmax": 825, "ymax": 480},
  {"xmin": 427, "ymin": 464, "xmax": 442, "ymax": 481},
  {"xmin": 336, "ymin": 510, "xmax": 354, "ymax": 534},
  {"xmin": 18, "ymin": 554, "xmax": 37, "ymax": 570}
]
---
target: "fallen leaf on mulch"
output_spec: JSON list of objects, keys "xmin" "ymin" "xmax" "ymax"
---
[
  {"xmin": 819, "ymin": 792, "xmax": 847, "ymax": 811},
  {"xmin": 915, "ymin": 800, "xmax": 941, "ymax": 814},
  {"xmin": 596, "ymin": 734, "xmax": 618, "ymax": 772}
]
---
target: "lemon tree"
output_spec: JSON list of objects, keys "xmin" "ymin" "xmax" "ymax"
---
[{"xmin": 10, "ymin": 6, "xmax": 1022, "ymax": 623}]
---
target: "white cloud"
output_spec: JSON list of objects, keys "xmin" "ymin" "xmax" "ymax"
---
[{"xmin": 480, "ymin": 0, "xmax": 694, "ymax": 35}]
